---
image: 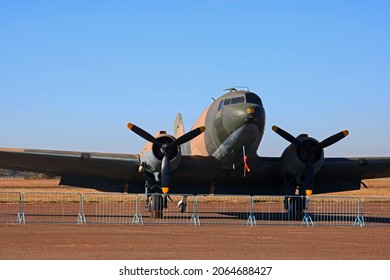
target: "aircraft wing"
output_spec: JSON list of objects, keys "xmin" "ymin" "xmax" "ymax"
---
[
  {"xmin": 314, "ymin": 157, "xmax": 390, "ymax": 193},
  {"xmin": 0, "ymin": 148, "xmax": 217, "ymax": 194},
  {"xmin": 247, "ymin": 156, "xmax": 390, "ymax": 195},
  {"xmin": 0, "ymin": 148, "xmax": 144, "ymax": 192},
  {"xmin": 2, "ymin": 148, "xmax": 390, "ymax": 195}
]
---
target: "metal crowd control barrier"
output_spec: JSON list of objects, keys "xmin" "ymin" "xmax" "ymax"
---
[
  {"xmin": 82, "ymin": 193, "xmax": 138, "ymax": 224},
  {"xmin": 252, "ymin": 195, "xmax": 301, "ymax": 225},
  {"xmin": 361, "ymin": 197, "xmax": 390, "ymax": 226},
  {"xmin": 304, "ymin": 196, "xmax": 364, "ymax": 227},
  {"xmin": 21, "ymin": 192, "xmax": 83, "ymax": 224},
  {"xmin": 1, "ymin": 191, "xmax": 390, "ymax": 226},
  {"xmin": 82, "ymin": 193, "xmax": 197, "ymax": 225},
  {"xmin": 0, "ymin": 192, "xmax": 22, "ymax": 224},
  {"xmin": 196, "ymin": 195, "xmax": 253, "ymax": 226}
]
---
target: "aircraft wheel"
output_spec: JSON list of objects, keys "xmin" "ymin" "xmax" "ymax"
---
[
  {"xmin": 150, "ymin": 194, "xmax": 164, "ymax": 219},
  {"xmin": 288, "ymin": 196, "xmax": 305, "ymax": 221},
  {"xmin": 163, "ymin": 195, "xmax": 168, "ymax": 209},
  {"xmin": 178, "ymin": 202, "xmax": 187, "ymax": 213},
  {"xmin": 178, "ymin": 196, "xmax": 188, "ymax": 213}
]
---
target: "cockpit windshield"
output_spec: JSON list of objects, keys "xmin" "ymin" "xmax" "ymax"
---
[
  {"xmin": 230, "ymin": 96, "xmax": 245, "ymax": 104},
  {"xmin": 218, "ymin": 92, "xmax": 263, "ymax": 111},
  {"xmin": 245, "ymin": 92, "xmax": 263, "ymax": 106}
]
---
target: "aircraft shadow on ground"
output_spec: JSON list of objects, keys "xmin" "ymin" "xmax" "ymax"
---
[
  {"xmin": 18, "ymin": 212, "xmax": 390, "ymax": 225},
  {"xmin": 213, "ymin": 212, "xmax": 390, "ymax": 224}
]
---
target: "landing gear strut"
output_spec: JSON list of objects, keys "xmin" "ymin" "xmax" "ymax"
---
[
  {"xmin": 144, "ymin": 179, "xmax": 166, "ymax": 219},
  {"xmin": 145, "ymin": 191, "xmax": 172, "ymax": 219}
]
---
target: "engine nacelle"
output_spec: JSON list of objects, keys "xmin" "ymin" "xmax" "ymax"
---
[
  {"xmin": 281, "ymin": 134, "xmax": 324, "ymax": 180},
  {"xmin": 139, "ymin": 131, "xmax": 182, "ymax": 174}
]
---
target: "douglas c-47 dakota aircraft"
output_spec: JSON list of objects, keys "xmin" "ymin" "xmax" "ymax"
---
[{"xmin": 1, "ymin": 88, "xmax": 390, "ymax": 219}]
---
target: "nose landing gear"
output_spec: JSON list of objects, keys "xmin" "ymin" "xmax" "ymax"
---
[{"xmin": 177, "ymin": 195, "xmax": 188, "ymax": 213}]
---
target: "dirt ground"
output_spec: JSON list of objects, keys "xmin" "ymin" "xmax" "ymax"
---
[
  {"xmin": 1, "ymin": 224, "xmax": 389, "ymax": 260},
  {"xmin": 0, "ymin": 179, "xmax": 390, "ymax": 260}
]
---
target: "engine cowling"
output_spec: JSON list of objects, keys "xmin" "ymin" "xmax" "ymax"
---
[
  {"xmin": 140, "ymin": 131, "xmax": 182, "ymax": 174},
  {"xmin": 281, "ymin": 134, "xmax": 324, "ymax": 180}
]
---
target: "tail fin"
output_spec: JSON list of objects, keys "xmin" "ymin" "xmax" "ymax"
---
[{"xmin": 174, "ymin": 113, "xmax": 185, "ymax": 138}]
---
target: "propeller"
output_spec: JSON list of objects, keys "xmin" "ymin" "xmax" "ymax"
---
[
  {"xmin": 127, "ymin": 123, "xmax": 205, "ymax": 194},
  {"xmin": 272, "ymin": 125, "xmax": 349, "ymax": 195}
]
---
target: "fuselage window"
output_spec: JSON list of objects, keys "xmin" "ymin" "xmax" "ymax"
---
[
  {"xmin": 230, "ymin": 96, "xmax": 245, "ymax": 104},
  {"xmin": 224, "ymin": 99, "xmax": 231, "ymax": 105}
]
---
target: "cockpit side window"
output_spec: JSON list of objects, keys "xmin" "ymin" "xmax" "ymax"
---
[
  {"xmin": 245, "ymin": 92, "xmax": 263, "ymax": 106},
  {"xmin": 218, "ymin": 100, "xmax": 224, "ymax": 111}
]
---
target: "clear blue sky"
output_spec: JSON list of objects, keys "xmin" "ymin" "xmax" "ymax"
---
[{"xmin": 1, "ymin": 0, "xmax": 389, "ymax": 157}]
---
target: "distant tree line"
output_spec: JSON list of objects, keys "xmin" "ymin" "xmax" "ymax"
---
[{"xmin": 0, "ymin": 169, "xmax": 58, "ymax": 179}]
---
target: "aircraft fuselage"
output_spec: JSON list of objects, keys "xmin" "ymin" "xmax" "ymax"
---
[{"xmin": 184, "ymin": 89, "xmax": 266, "ymax": 168}]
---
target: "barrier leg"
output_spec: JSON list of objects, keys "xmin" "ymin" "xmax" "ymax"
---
[
  {"xmin": 190, "ymin": 196, "xmax": 200, "ymax": 226},
  {"xmin": 302, "ymin": 197, "xmax": 313, "ymax": 226},
  {"xmin": 132, "ymin": 196, "xmax": 143, "ymax": 225},
  {"xmin": 247, "ymin": 197, "xmax": 256, "ymax": 226},
  {"xmin": 353, "ymin": 199, "xmax": 365, "ymax": 227}
]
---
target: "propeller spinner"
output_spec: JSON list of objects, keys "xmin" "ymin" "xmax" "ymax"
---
[{"xmin": 127, "ymin": 123, "xmax": 205, "ymax": 194}]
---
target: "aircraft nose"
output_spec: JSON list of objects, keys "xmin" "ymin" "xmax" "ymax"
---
[
  {"xmin": 226, "ymin": 104, "xmax": 265, "ymax": 132},
  {"xmin": 242, "ymin": 104, "xmax": 265, "ymax": 127},
  {"xmin": 245, "ymin": 106, "xmax": 261, "ymax": 124}
]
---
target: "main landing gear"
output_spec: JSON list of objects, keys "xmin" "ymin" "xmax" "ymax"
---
[
  {"xmin": 144, "ymin": 180, "xmax": 167, "ymax": 218},
  {"xmin": 284, "ymin": 196, "xmax": 306, "ymax": 221},
  {"xmin": 145, "ymin": 192, "xmax": 188, "ymax": 219},
  {"xmin": 178, "ymin": 195, "xmax": 187, "ymax": 213},
  {"xmin": 145, "ymin": 194, "xmax": 162, "ymax": 218}
]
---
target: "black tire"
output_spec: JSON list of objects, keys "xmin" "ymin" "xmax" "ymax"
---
[
  {"xmin": 288, "ymin": 196, "xmax": 305, "ymax": 221},
  {"xmin": 150, "ymin": 194, "xmax": 163, "ymax": 219}
]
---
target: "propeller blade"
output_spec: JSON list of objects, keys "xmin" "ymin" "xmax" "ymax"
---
[
  {"xmin": 317, "ymin": 130, "xmax": 349, "ymax": 150},
  {"xmin": 127, "ymin": 123, "xmax": 160, "ymax": 145},
  {"xmin": 161, "ymin": 154, "xmax": 170, "ymax": 194},
  {"xmin": 272, "ymin": 125, "xmax": 302, "ymax": 147},
  {"xmin": 173, "ymin": 126, "xmax": 206, "ymax": 146},
  {"xmin": 305, "ymin": 158, "xmax": 315, "ymax": 195}
]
